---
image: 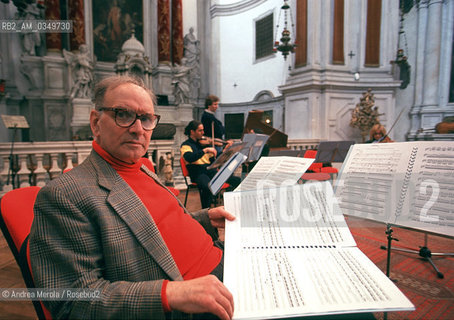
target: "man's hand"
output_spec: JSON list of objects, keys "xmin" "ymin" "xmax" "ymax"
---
[
  {"xmin": 224, "ymin": 140, "xmax": 234, "ymax": 150},
  {"xmin": 204, "ymin": 147, "xmax": 217, "ymax": 157},
  {"xmin": 166, "ymin": 275, "xmax": 234, "ymax": 320},
  {"xmin": 208, "ymin": 206, "xmax": 236, "ymax": 228}
]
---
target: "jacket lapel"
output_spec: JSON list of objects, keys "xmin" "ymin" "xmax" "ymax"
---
[{"xmin": 90, "ymin": 152, "xmax": 183, "ymax": 281}]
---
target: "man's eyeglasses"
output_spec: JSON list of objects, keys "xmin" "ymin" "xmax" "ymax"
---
[{"xmin": 98, "ymin": 107, "xmax": 160, "ymax": 131}]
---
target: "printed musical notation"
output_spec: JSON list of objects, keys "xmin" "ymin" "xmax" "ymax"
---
[
  {"xmin": 224, "ymin": 182, "xmax": 414, "ymax": 319},
  {"xmin": 234, "ymin": 156, "xmax": 314, "ymax": 192},
  {"xmin": 335, "ymin": 141, "xmax": 454, "ymax": 237}
]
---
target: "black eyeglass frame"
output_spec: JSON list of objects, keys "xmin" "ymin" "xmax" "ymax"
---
[{"xmin": 98, "ymin": 107, "xmax": 160, "ymax": 131}]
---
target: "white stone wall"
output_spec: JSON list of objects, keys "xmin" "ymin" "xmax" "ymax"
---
[
  {"xmin": 281, "ymin": 0, "xmax": 400, "ymax": 142},
  {"xmin": 210, "ymin": 0, "xmax": 289, "ymax": 103},
  {"xmin": 404, "ymin": 0, "xmax": 454, "ymax": 140}
]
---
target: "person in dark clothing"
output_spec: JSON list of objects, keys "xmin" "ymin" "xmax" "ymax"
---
[
  {"xmin": 181, "ymin": 120, "xmax": 240, "ymax": 209},
  {"xmin": 201, "ymin": 95, "xmax": 232, "ymax": 154}
]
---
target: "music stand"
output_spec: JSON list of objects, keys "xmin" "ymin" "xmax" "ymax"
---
[
  {"xmin": 380, "ymin": 226, "xmax": 454, "ymax": 279},
  {"xmin": 315, "ymin": 141, "xmax": 355, "ymax": 163},
  {"xmin": 1, "ymin": 115, "xmax": 30, "ymax": 189},
  {"xmin": 209, "ymin": 152, "xmax": 247, "ymax": 196},
  {"xmin": 241, "ymin": 133, "xmax": 269, "ymax": 162},
  {"xmin": 207, "ymin": 142, "xmax": 248, "ymax": 170}
]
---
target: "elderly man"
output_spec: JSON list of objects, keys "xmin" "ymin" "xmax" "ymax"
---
[{"xmin": 29, "ymin": 76, "xmax": 234, "ymax": 319}]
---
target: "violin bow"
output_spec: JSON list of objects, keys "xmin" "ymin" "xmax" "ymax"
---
[{"xmin": 378, "ymin": 108, "xmax": 406, "ymax": 142}]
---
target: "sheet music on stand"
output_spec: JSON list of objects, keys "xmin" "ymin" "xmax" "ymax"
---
[
  {"xmin": 207, "ymin": 142, "xmax": 248, "ymax": 170},
  {"xmin": 315, "ymin": 141, "xmax": 355, "ymax": 163},
  {"xmin": 334, "ymin": 141, "xmax": 454, "ymax": 237},
  {"xmin": 1, "ymin": 114, "xmax": 30, "ymax": 129},
  {"xmin": 234, "ymin": 156, "xmax": 314, "ymax": 192},
  {"xmin": 209, "ymin": 152, "xmax": 247, "ymax": 195},
  {"xmin": 240, "ymin": 133, "xmax": 270, "ymax": 162},
  {"xmin": 224, "ymin": 182, "xmax": 414, "ymax": 319}
]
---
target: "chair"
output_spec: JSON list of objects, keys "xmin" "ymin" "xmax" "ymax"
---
[
  {"xmin": 303, "ymin": 149, "xmax": 339, "ymax": 179},
  {"xmin": 303, "ymin": 149, "xmax": 323, "ymax": 173},
  {"xmin": 0, "ymin": 186, "xmax": 52, "ymax": 319},
  {"xmin": 180, "ymin": 157, "xmax": 201, "ymax": 207},
  {"xmin": 320, "ymin": 166, "xmax": 339, "ymax": 180},
  {"xmin": 301, "ymin": 172, "xmax": 332, "ymax": 183},
  {"xmin": 179, "ymin": 157, "xmax": 230, "ymax": 207}
]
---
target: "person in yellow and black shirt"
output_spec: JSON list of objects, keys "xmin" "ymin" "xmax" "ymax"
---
[{"xmin": 181, "ymin": 120, "xmax": 240, "ymax": 209}]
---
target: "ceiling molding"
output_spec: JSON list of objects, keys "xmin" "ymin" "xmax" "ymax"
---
[{"xmin": 210, "ymin": 0, "xmax": 268, "ymax": 18}]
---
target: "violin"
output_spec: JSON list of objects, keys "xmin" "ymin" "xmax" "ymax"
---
[
  {"xmin": 375, "ymin": 135, "xmax": 394, "ymax": 143},
  {"xmin": 198, "ymin": 136, "xmax": 229, "ymax": 147}
]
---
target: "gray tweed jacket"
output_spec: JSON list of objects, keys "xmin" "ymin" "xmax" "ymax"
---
[{"xmin": 29, "ymin": 150, "xmax": 218, "ymax": 319}]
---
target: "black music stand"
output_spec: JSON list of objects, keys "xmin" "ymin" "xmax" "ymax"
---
[
  {"xmin": 239, "ymin": 133, "xmax": 269, "ymax": 174},
  {"xmin": 240, "ymin": 133, "xmax": 269, "ymax": 162},
  {"xmin": 209, "ymin": 152, "xmax": 247, "ymax": 196},
  {"xmin": 381, "ymin": 227, "xmax": 454, "ymax": 279},
  {"xmin": 207, "ymin": 142, "xmax": 248, "ymax": 170},
  {"xmin": 315, "ymin": 141, "xmax": 355, "ymax": 163},
  {"xmin": 1, "ymin": 115, "xmax": 30, "ymax": 189}
]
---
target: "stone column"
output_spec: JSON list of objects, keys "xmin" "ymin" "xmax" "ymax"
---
[{"xmin": 422, "ymin": 0, "xmax": 443, "ymax": 108}]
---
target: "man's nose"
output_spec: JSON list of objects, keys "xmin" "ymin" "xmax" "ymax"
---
[{"xmin": 129, "ymin": 118, "xmax": 145, "ymax": 133}]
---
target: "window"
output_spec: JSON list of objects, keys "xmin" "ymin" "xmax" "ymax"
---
[
  {"xmin": 255, "ymin": 13, "xmax": 274, "ymax": 60},
  {"xmin": 365, "ymin": 0, "xmax": 382, "ymax": 67},
  {"xmin": 225, "ymin": 113, "xmax": 245, "ymax": 139}
]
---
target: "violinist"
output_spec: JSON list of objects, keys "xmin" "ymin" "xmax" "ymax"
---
[
  {"xmin": 198, "ymin": 135, "xmax": 231, "ymax": 149},
  {"xmin": 201, "ymin": 95, "xmax": 232, "ymax": 154},
  {"xmin": 366, "ymin": 124, "xmax": 394, "ymax": 143},
  {"xmin": 181, "ymin": 120, "xmax": 241, "ymax": 209}
]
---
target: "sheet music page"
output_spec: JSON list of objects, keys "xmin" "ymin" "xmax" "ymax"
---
[
  {"xmin": 334, "ymin": 142, "xmax": 416, "ymax": 222},
  {"xmin": 224, "ymin": 182, "xmax": 414, "ymax": 319},
  {"xmin": 235, "ymin": 156, "xmax": 314, "ymax": 192},
  {"xmin": 335, "ymin": 141, "xmax": 454, "ymax": 237},
  {"xmin": 394, "ymin": 142, "xmax": 454, "ymax": 237},
  {"xmin": 225, "ymin": 182, "xmax": 355, "ymax": 248}
]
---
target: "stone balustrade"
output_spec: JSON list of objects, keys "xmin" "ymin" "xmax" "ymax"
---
[
  {"xmin": 0, "ymin": 140, "xmax": 174, "ymax": 196},
  {"xmin": 0, "ymin": 138, "xmax": 322, "ymax": 196},
  {"xmin": 287, "ymin": 139, "xmax": 321, "ymax": 151}
]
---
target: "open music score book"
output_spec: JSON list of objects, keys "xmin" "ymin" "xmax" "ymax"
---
[
  {"xmin": 223, "ymin": 160, "xmax": 414, "ymax": 319},
  {"xmin": 234, "ymin": 156, "xmax": 314, "ymax": 191},
  {"xmin": 334, "ymin": 141, "xmax": 454, "ymax": 237}
]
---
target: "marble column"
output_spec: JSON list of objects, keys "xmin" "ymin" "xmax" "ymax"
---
[
  {"xmin": 68, "ymin": 0, "xmax": 85, "ymax": 50},
  {"xmin": 172, "ymin": 0, "xmax": 183, "ymax": 64},
  {"xmin": 158, "ymin": 0, "xmax": 171, "ymax": 63},
  {"xmin": 422, "ymin": 0, "xmax": 443, "ymax": 107},
  {"xmin": 44, "ymin": 0, "xmax": 62, "ymax": 52}
]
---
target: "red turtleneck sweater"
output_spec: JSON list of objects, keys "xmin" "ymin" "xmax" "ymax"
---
[{"xmin": 92, "ymin": 142, "xmax": 222, "ymax": 281}]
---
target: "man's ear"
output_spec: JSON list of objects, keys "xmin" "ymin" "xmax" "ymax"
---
[{"xmin": 90, "ymin": 109, "xmax": 100, "ymax": 139}]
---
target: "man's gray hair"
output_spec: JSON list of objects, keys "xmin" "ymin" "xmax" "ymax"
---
[{"xmin": 93, "ymin": 75, "xmax": 156, "ymax": 110}]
